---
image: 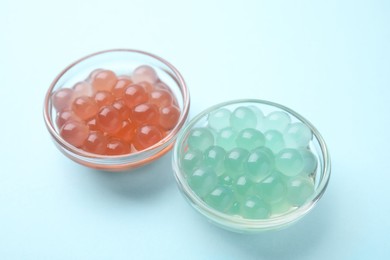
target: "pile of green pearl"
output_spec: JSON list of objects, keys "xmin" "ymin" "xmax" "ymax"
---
[{"xmin": 180, "ymin": 105, "xmax": 317, "ymax": 219}]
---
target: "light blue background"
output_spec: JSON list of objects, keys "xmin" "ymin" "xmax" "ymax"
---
[{"xmin": 1, "ymin": 0, "xmax": 389, "ymax": 259}]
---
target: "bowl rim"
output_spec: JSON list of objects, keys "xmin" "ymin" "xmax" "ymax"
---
[
  {"xmin": 43, "ymin": 48, "xmax": 190, "ymax": 160},
  {"xmin": 172, "ymin": 99, "xmax": 331, "ymax": 231}
]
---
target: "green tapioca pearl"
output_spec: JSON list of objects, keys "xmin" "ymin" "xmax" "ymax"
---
[
  {"xmin": 204, "ymin": 185, "xmax": 234, "ymax": 213},
  {"xmin": 264, "ymin": 111, "xmax": 291, "ymax": 132},
  {"xmin": 187, "ymin": 127, "xmax": 214, "ymax": 151},
  {"xmin": 284, "ymin": 122, "xmax": 312, "ymax": 148},
  {"xmin": 208, "ymin": 108, "xmax": 231, "ymax": 131},
  {"xmin": 219, "ymin": 174, "xmax": 234, "ymax": 186},
  {"xmin": 203, "ymin": 145, "xmax": 226, "ymax": 172},
  {"xmin": 236, "ymin": 128, "xmax": 265, "ymax": 150},
  {"xmin": 224, "ymin": 148, "xmax": 249, "ymax": 175},
  {"xmin": 233, "ymin": 175, "xmax": 255, "ymax": 197},
  {"xmin": 240, "ymin": 196, "xmax": 271, "ymax": 219},
  {"xmin": 271, "ymin": 199, "xmax": 292, "ymax": 216},
  {"xmin": 257, "ymin": 171, "xmax": 287, "ymax": 204},
  {"xmin": 216, "ymin": 127, "xmax": 238, "ymax": 150},
  {"xmin": 230, "ymin": 106, "xmax": 257, "ymax": 131},
  {"xmin": 245, "ymin": 147, "xmax": 275, "ymax": 183},
  {"xmin": 299, "ymin": 148, "xmax": 318, "ymax": 176},
  {"xmin": 227, "ymin": 201, "xmax": 241, "ymax": 215},
  {"xmin": 181, "ymin": 149, "xmax": 203, "ymax": 175},
  {"xmin": 264, "ymin": 130, "xmax": 285, "ymax": 153},
  {"xmin": 188, "ymin": 167, "xmax": 218, "ymax": 198},
  {"xmin": 248, "ymin": 105, "xmax": 265, "ymax": 130},
  {"xmin": 275, "ymin": 148, "xmax": 304, "ymax": 177},
  {"xmin": 286, "ymin": 176, "xmax": 315, "ymax": 206}
]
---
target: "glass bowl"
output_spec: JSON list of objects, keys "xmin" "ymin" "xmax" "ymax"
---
[
  {"xmin": 43, "ymin": 49, "xmax": 190, "ymax": 171},
  {"xmin": 172, "ymin": 99, "xmax": 330, "ymax": 232}
]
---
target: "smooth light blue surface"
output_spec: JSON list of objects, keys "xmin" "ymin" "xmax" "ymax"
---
[{"xmin": 1, "ymin": 0, "xmax": 390, "ymax": 259}]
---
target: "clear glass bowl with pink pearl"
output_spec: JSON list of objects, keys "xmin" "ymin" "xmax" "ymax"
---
[
  {"xmin": 43, "ymin": 49, "xmax": 190, "ymax": 171},
  {"xmin": 172, "ymin": 99, "xmax": 330, "ymax": 232}
]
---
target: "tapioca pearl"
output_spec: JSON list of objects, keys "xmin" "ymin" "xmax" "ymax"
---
[
  {"xmin": 216, "ymin": 127, "xmax": 237, "ymax": 150},
  {"xmin": 256, "ymin": 171, "xmax": 287, "ymax": 204},
  {"xmin": 60, "ymin": 120, "xmax": 89, "ymax": 148},
  {"xmin": 227, "ymin": 201, "xmax": 241, "ymax": 216},
  {"xmin": 230, "ymin": 106, "xmax": 257, "ymax": 131},
  {"xmin": 51, "ymin": 88, "xmax": 74, "ymax": 111},
  {"xmin": 233, "ymin": 175, "xmax": 255, "ymax": 197},
  {"xmin": 240, "ymin": 196, "xmax": 271, "ymax": 219},
  {"xmin": 112, "ymin": 76, "xmax": 132, "ymax": 98},
  {"xmin": 155, "ymin": 81, "xmax": 179, "ymax": 107},
  {"xmin": 132, "ymin": 65, "xmax": 159, "ymax": 84},
  {"xmin": 284, "ymin": 122, "xmax": 312, "ymax": 148},
  {"xmin": 86, "ymin": 118, "xmax": 98, "ymax": 131},
  {"xmin": 132, "ymin": 103, "xmax": 159, "ymax": 124},
  {"xmin": 298, "ymin": 148, "xmax": 318, "ymax": 177},
  {"xmin": 204, "ymin": 185, "xmax": 234, "ymax": 213},
  {"xmin": 123, "ymin": 84, "xmax": 148, "ymax": 109},
  {"xmin": 236, "ymin": 128, "xmax": 265, "ymax": 150},
  {"xmin": 133, "ymin": 125, "xmax": 163, "ymax": 151},
  {"xmin": 96, "ymin": 105, "xmax": 122, "ymax": 135},
  {"xmin": 72, "ymin": 96, "xmax": 99, "ymax": 121},
  {"xmin": 83, "ymin": 131, "xmax": 108, "ymax": 154},
  {"xmin": 248, "ymin": 105, "xmax": 265, "ymax": 130},
  {"xmin": 264, "ymin": 130, "xmax": 285, "ymax": 153},
  {"xmin": 111, "ymin": 79, "xmax": 133, "ymax": 99},
  {"xmin": 106, "ymin": 138, "xmax": 131, "ymax": 155},
  {"xmin": 286, "ymin": 176, "xmax": 315, "ymax": 206},
  {"xmin": 218, "ymin": 174, "xmax": 234, "ymax": 186},
  {"xmin": 245, "ymin": 147, "xmax": 275, "ymax": 183},
  {"xmin": 187, "ymin": 127, "xmax": 215, "ymax": 152},
  {"xmin": 271, "ymin": 199, "xmax": 292, "ymax": 216},
  {"xmin": 112, "ymin": 99, "xmax": 131, "ymax": 120},
  {"xmin": 154, "ymin": 81, "xmax": 173, "ymax": 95},
  {"xmin": 113, "ymin": 120, "xmax": 137, "ymax": 143},
  {"xmin": 56, "ymin": 110, "xmax": 80, "ymax": 129},
  {"xmin": 188, "ymin": 166, "xmax": 218, "ymax": 198},
  {"xmin": 138, "ymin": 81, "xmax": 154, "ymax": 93},
  {"xmin": 159, "ymin": 105, "xmax": 180, "ymax": 130},
  {"xmin": 207, "ymin": 127, "xmax": 219, "ymax": 139},
  {"xmin": 264, "ymin": 111, "xmax": 291, "ymax": 132},
  {"xmin": 203, "ymin": 145, "xmax": 226, "ymax": 172},
  {"xmin": 181, "ymin": 149, "xmax": 203, "ymax": 175},
  {"xmin": 91, "ymin": 69, "xmax": 117, "ymax": 92},
  {"xmin": 88, "ymin": 69, "xmax": 103, "ymax": 81},
  {"xmin": 94, "ymin": 91, "xmax": 115, "ymax": 108},
  {"xmin": 73, "ymin": 81, "xmax": 93, "ymax": 97},
  {"xmin": 208, "ymin": 108, "xmax": 231, "ymax": 131},
  {"xmin": 224, "ymin": 148, "xmax": 249, "ymax": 175},
  {"xmin": 275, "ymin": 148, "xmax": 304, "ymax": 177},
  {"xmin": 149, "ymin": 89, "xmax": 172, "ymax": 107}
]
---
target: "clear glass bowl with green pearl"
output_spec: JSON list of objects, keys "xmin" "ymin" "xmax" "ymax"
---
[{"xmin": 172, "ymin": 99, "xmax": 331, "ymax": 232}]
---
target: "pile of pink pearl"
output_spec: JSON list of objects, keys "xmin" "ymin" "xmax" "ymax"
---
[{"xmin": 51, "ymin": 65, "xmax": 180, "ymax": 155}]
